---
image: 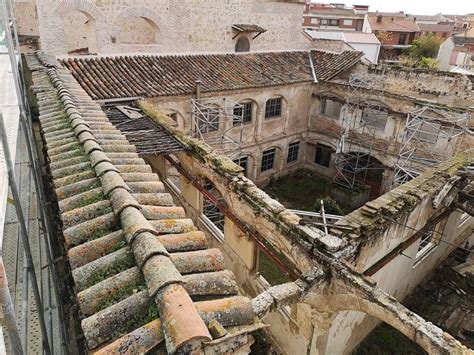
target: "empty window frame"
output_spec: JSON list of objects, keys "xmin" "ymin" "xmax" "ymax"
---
[
  {"xmin": 233, "ymin": 156, "xmax": 249, "ymax": 176},
  {"xmin": 411, "ymin": 121, "xmax": 440, "ymax": 144},
  {"xmin": 265, "ymin": 98, "xmax": 282, "ymax": 119},
  {"xmin": 361, "ymin": 106, "xmax": 388, "ymax": 131},
  {"xmin": 320, "ymin": 98, "xmax": 342, "ymax": 119},
  {"xmin": 261, "ymin": 148, "xmax": 276, "ymax": 172},
  {"xmin": 415, "ymin": 229, "xmax": 437, "ymax": 262},
  {"xmin": 287, "ymin": 141, "xmax": 300, "ymax": 163},
  {"xmin": 202, "ymin": 182, "xmax": 225, "ymax": 233},
  {"xmin": 233, "ymin": 102, "xmax": 253, "ymax": 125},
  {"xmin": 314, "ymin": 143, "xmax": 332, "ymax": 167},
  {"xmin": 198, "ymin": 107, "xmax": 220, "ymax": 133}
]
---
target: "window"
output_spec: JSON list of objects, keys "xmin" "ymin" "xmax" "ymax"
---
[
  {"xmin": 261, "ymin": 148, "xmax": 276, "ymax": 172},
  {"xmin": 343, "ymin": 19, "xmax": 353, "ymax": 26},
  {"xmin": 235, "ymin": 36, "xmax": 250, "ymax": 52},
  {"xmin": 287, "ymin": 142, "xmax": 300, "ymax": 163},
  {"xmin": 399, "ymin": 33, "xmax": 407, "ymax": 45},
  {"xmin": 361, "ymin": 106, "xmax": 388, "ymax": 131},
  {"xmin": 233, "ymin": 102, "xmax": 252, "ymax": 125},
  {"xmin": 202, "ymin": 181, "xmax": 225, "ymax": 235},
  {"xmin": 233, "ymin": 156, "xmax": 249, "ymax": 176},
  {"xmin": 414, "ymin": 229, "xmax": 437, "ymax": 263},
  {"xmin": 320, "ymin": 98, "xmax": 342, "ymax": 119},
  {"xmin": 314, "ymin": 143, "xmax": 332, "ymax": 167},
  {"xmin": 265, "ymin": 98, "xmax": 282, "ymax": 119},
  {"xmin": 412, "ymin": 122, "xmax": 439, "ymax": 144},
  {"xmin": 198, "ymin": 107, "xmax": 219, "ymax": 133},
  {"xmin": 321, "ymin": 18, "xmax": 339, "ymax": 26}
]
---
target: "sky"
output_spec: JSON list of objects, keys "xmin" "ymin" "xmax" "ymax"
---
[{"xmin": 331, "ymin": 0, "xmax": 474, "ymax": 15}]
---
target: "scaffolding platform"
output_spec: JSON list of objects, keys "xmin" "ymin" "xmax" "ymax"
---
[{"xmin": 1, "ymin": 124, "xmax": 63, "ymax": 354}]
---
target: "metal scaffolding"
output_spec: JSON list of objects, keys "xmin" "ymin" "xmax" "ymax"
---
[
  {"xmin": 191, "ymin": 98, "xmax": 244, "ymax": 159},
  {"xmin": 393, "ymin": 106, "xmax": 471, "ymax": 186},
  {"xmin": 0, "ymin": 0, "xmax": 67, "ymax": 352},
  {"xmin": 333, "ymin": 73, "xmax": 387, "ymax": 190}
]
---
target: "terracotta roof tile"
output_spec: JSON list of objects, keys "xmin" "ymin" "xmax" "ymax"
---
[
  {"xmin": 26, "ymin": 53, "xmax": 263, "ymax": 353},
  {"xmin": 60, "ymin": 50, "xmax": 362, "ymax": 100},
  {"xmin": 367, "ymin": 15, "xmax": 421, "ymax": 32},
  {"xmin": 311, "ymin": 50, "xmax": 364, "ymax": 81}
]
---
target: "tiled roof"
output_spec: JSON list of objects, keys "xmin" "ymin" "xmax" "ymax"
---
[
  {"xmin": 367, "ymin": 15, "xmax": 421, "ymax": 32},
  {"xmin": 26, "ymin": 53, "xmax": 262, "ymax": 353},
  {"xmin": 60, "ymin": 50, "xmax": 363, "ymax": 100},
  {"xmin": 232, "ymin": 24, "xmax": 266, "ymax": 33},
  {"xmin": 311, "ymin": 50, "xmax": 364, "ymax": 81},
  {"xmin": 418, "ymin": 23, "xmax": 454, "ymax": 32},
  {"xmin": 453, "ymin": 36, "xmax": 474, "ymax": 46}
]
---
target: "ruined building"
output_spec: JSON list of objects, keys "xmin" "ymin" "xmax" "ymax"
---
[{"xmin": 0, "ymin": 0, "xmax": 473, "ymax": 354}]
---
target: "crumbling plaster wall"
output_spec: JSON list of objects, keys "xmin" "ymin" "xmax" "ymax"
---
[
  {"xmin": 141, "ymin": 106, "xmax": 472, "ymax": 354},
  {"xmin": 319, "ymin": 151, "xmax": 474, "ymax": 354},
  {"xmin": 145, "ymin": 82, "xmax": 314, "ymax": 185},
  {"xmin": 145, "ymin": 152, "xmax": 316, "ymax": 355},
  {"xmin": 349, "ymin": 63, "xmax": 473, "ymax": 108},
  {"xmin": 33, "ymin": 0, "xmax": 310, "ymax": 55}
]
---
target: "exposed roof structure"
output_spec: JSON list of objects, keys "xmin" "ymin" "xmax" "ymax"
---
[
  {"xmin": 59, "ymin": 50, "xmax": 363, "ymax": 100},
  {"xmin": 367, "ymin": 15, "xmax": 421, "ymax": 32},
  {"xmin": 25, "ymin": 52, "xmax": 266, "ymax": 353},
  {"xmin": 102, "ymin": 104, "xmax": 184, "ymax": 156}
]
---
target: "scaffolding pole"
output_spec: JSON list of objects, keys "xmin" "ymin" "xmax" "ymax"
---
[
  {"xmin": 1, "ymin": 0, "xmax": 68, "ymax": 352},
  {"xmin": 393, "ymin": 106, "xmax": 471, "ymax": 186},
  {"xmin": 0, "ymin": 114, "xmax": 51, "ymax": 354},
  {"xmin": 333, "ymin": 73, "xmax": 387, "ymax": 190},
  {"xmin": 191, "ymin": 97, "xmax": 245, "ymax": 160}
]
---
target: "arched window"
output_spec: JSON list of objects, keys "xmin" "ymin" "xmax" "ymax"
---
[
  {"xmin": 64, "ymin": 10, "xmax": 98, "ymax": 54},
  {"xmin": 235, "ymin": 36, "xmax": 250, "ymax": 52},
  {"xmin": 117, "ymin": 16, "xmax": 158, "ymax": 44},
  {"xmin": 264, "ymin": 97, "xmax": 283, "ymax": 120}
]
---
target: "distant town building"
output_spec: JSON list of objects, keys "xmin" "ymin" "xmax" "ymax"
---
[
  {"xmin": 302, "ymin": 2, "xmax": 368, "ymax": 31},
  {"xmin": 305, "ymin": 30, "xmax": 381, "ymax": 62},
  {"xmin": 438, "ymin": 35, "xmax": 474, "ymax": 73},
  {"xmin": 363, "ymin": 13, "xmax": 421, "ymax": 60}
]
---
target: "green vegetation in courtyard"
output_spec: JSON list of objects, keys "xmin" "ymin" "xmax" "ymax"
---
[
  {"xmin": 352, "ymin": 323, "xmax": 426, "ymax": 355},
  {"xmin": 264, "ymin": 169, "xmax": 346, "ymax": 214}
]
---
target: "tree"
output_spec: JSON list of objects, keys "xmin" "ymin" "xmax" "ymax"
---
[{"xmin": 408, "ymin": 34, "xmax": 442, "ymax": 59}]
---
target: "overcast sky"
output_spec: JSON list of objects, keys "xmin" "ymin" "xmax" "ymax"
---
[{"xmin": 325, "ymin": 0, "xmax": 474, "ymax": 15}]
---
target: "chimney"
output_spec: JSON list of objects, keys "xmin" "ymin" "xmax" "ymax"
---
[
  {"xmin": 391, "ymin": 17, "xmax": 394, "ymax": 22},
  {"xmin": 413, "ymin": 17, "xmax": 417, "ymax": 22},
  {"xmin": 377, "ymin": 15, "xmax": 382, "ymax": 23},
  {"xmin": 195, "ymin": 80, "xmax": 202, "ymax": 100}
]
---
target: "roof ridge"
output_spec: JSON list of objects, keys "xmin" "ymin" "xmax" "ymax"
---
[{"xmin": 35, "ymin": 53, "xmax": 214, "ymax": 353}]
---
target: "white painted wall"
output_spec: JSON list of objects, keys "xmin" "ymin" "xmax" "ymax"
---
[{"xmin": 346, "ymin": 42, "xmax": 380, "ymax": 63}]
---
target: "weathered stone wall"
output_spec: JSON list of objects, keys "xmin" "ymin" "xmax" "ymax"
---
[
  {"xmin": 351, "ymin": 64, "xmax": 473, "ymax": 107},
  {"xmin": 29, "ymin": 0, "xmax": 309, "ymax": 55},
  {"xmin": 145, "ymin": 82, "xmax": 314, "ymax": 185}
]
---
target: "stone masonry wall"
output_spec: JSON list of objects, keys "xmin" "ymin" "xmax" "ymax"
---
[{"xmin": 30, "ymin": 0, "xmax": 310, "ymax": 55}]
